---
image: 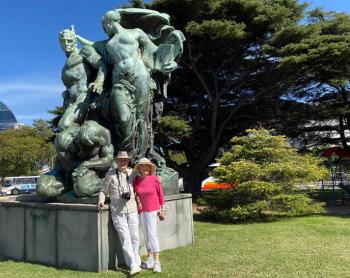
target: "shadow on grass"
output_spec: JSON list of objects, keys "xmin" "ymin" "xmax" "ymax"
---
[
  {"xmin": 193, "ymin": 212, "xmax": 277, "ymax": 225},
  {"xmin": 0, "ymin": 256, "xmax": 10, "ymax": 262},
  {"xmin": 194, "ymin": 209, "xmax": 350, "ymax": 225},
  {"xmin": 115, "ymin": 265, "xmax": 131, "ymax": 277},
  {"xmin": 0, "ymin": 258, "xmax": 131, "ymax": 276}
]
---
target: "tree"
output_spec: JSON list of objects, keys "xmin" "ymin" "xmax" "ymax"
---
[
  {"xmin": 201, "ymin": 129, "xmax": 327, "ymax": 223},
  {"xmin": 128, "ymin": 0, "xmax": 145, "ymax": 8},
  {"xmin": 33, "ymin": 119, "xmax": 55, "ymax": 140},
  {"xmin": 47, "ymin": 106, "xmax": 64, "ymax": 134},
  {"xmin": 149, "ymin": 0, "xmax": 311, "ymax": 196},
  {"xmin": 265, "ymin": 10, "xmax": 350, "ymax": 150},
  {"xmin": 0, "ymin": 126, "xmax": 55, "ymax": 177}
]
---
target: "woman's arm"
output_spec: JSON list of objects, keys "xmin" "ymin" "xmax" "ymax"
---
[{"xmin": 156, "ymin": 177, "xmax": 165, "ymax": 211}]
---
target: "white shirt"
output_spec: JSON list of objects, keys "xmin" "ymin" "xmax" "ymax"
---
[{"xmin": 99, "ymin": 167, "xmax": 138, "ymax": 214}]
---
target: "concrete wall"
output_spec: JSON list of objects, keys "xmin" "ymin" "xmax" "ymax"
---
[{"xmin": 0, "ymin": 194, "xmax": 193, "ymax": 272}]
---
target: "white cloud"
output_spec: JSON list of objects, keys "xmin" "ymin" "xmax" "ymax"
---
[
  {"xmin": 0, "ymin": 76, "xmax": 64, "ymax": 126},
  {"xmin": 16, "ymin": 114, "xmax": 51, "ymax": 121},
  {"xmin": 0, "ymin": 83, "xmax": 63, "ymax": 93}
]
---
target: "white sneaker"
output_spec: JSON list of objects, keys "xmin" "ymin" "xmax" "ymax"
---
[
  {"xmin": 130, "ymin": 265, "xmax": 141, "ymax": 276},
  {"xmin": 141, "ymin": 257, "xmax": 154, "ymax": 269},
  {"xmin": 153, "ymin": 261, "xmax": 161, "ymax": 273}
]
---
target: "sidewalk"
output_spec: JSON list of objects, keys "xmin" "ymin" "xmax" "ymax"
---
[{"xmin": 324, "ymin": 198, "xmax": 350, "ymax": 215}]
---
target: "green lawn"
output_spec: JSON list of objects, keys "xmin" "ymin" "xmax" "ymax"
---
[{"xmin": 2, "ymin": 215, "xmax": 350, "ymax": 277}]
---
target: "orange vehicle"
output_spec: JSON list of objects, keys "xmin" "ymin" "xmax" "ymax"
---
[{"xmin": 201, "ymin": 163, "xmax": 236, "ymax": 192}]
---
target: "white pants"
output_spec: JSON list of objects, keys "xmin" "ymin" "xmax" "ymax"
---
[
  {"xmin": 111, "ymin": 211, "xmax": 141, "ymax": 269},
  {"xmin": 140, "ymin": 211, "xmax": 160, "ymax": 253}
]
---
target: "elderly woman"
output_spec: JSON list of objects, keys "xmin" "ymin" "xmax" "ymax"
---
[{"xmin": 133, "ymin": 158, "xmax": 165, "ymax": 273}]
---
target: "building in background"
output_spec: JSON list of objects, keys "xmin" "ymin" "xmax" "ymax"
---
[{"xmin": 0, "ymin": 101, "xmax": 23, "ymax": 132}]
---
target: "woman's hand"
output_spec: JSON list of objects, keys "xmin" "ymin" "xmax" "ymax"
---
[{"xmin": 158, "ymin": 209, "xmax": 165, "ymax": 221}]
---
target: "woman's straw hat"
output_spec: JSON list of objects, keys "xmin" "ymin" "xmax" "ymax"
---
[{"xmin": 134, "ymin": 158, "xmax": 157, "ymax": 173}]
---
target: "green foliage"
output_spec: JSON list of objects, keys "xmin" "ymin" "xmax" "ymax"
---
[
  {"xmin": 0, "ymin": 126, "xmax": 55, "ymax": 177},
  {"xmin": 47, "ymin": 106, "xmax": 64, "ymax": 134},
  {"xmin": 149, "ymin": 0, "xmax": 322, "ymax": 195},
  {"xmin": 158, "ymin": 115, "xmax": 191, "ymax": 139},
  {"xmin": 186, "ymin": 20, "xmax": 246, "ymax": 39},
  {"xmin": 202, "ymin": 129, "xmax": 326, "ymax": 223},
  {"xmin": 269, "ymin": 193, "xmax": 324, "ymax": 216},
  {"xmin": 213, "ymin": 129, "xmax": 329, "ymax": 184},
  {"xmin": 33, "ymin": 119, "xmax": 55, "ymax": 141},
  {"xmin": 265, "ymin": 10, "xmax": 350, "ymax": 149},
  {"xmin": 168, "ymin": 150, "xmax": 188, "ymax": 165},
  {"xmin": 129, "ymin": 0, "xmax": 145, "ymax": 8}
]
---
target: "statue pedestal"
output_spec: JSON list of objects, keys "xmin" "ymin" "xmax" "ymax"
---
[{"xmin": 0, "ymin": 194, "xmax": 193, "ymax": 272}]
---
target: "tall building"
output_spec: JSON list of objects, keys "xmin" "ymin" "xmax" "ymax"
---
[{"xmin": 0, "ymin": 101, "xmax": 21, "ymax": 132}]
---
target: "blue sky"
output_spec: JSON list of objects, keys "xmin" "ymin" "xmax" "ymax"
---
[{"xmin": 0, "ymin": 0, "xmax": 349, "ymax": 125}]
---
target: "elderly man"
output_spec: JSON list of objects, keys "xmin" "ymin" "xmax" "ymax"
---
[{"xmin": 97, "ymin": 151, "xmax": 141, "ymax": 275}]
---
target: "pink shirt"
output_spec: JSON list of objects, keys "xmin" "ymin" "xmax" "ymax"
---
[{"xmin": 134, "ymin": 175, "xmax": 165, "ymax": 212}]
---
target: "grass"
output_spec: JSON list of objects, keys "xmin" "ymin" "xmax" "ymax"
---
[{"xmin": 2, "ymin": 216, "xmax": 350, "ymax": 277}]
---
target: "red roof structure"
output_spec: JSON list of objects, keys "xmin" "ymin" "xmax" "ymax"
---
[{"xmin": 322, "ymin": 147, "xmax": 350, "ymax": 158}]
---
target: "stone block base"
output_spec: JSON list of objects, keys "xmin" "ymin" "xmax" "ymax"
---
[{"xmin": 0, "ymin": 194, "xmax": 193, "ymax": 272}]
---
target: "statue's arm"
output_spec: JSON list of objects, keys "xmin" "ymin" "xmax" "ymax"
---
[
  {"xmin": 81, "ymin": 143, "xmax": 114, "ymax": 171},
  {"xmin": 137, "ymin": 29, "xmax": 158, "ymax": 69},
  {"xmin": 76, "ymin": 35, "xmax": 94, "ymax": 46},
  {"xmin": 80, "ymin": 46, "xmax": 107, "ymax": 94},
  {"xmin": 57, "ymin": 151, "xmax": 77, "ymax": 172}
]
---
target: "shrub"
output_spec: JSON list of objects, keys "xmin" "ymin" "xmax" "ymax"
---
[{"xmin": 200, "ymin": 129, "xmax": 327, "ymax": 223}]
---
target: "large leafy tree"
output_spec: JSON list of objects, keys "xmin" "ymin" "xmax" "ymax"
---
[
  {"xmin": 0, "ymin": 126, "xmax": 55, "ymax": 177},
  {"xmin": 265, "ymin": 10, "xmax": 350, "ymax": 149},
  {"xmin": 149, "ymin": 0, "xmax": 310, "ymax": 196}
]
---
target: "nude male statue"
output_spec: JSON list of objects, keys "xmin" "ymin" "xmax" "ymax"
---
[
  {"xmin": 58, "ymin": 28, "xmax": 106, "ymax": 131},
  {"xmin": 77, "ymin": 10, "xmax": 177, "ymax": 161},
  {"xmin": 37, "ymin": 121, "xmax": 114, "ymax": 197}
]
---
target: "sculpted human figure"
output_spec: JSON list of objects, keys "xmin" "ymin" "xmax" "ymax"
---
[
  {"xmin": 58, "ymin": 27, "xmax": 106, "ymax": 131},
  {"xmin": 38, "ymin": 8, "xmax": 185, "ymax": 198},
  {"xmin": 77, "ymin": 9, "xmax": 180, "ymax": 162},
  {"xmin": 37, "ymin": 121, "xmax": 114, "ymax": 197}
]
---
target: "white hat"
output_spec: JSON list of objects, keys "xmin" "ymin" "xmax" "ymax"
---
[
  {"xmin": 134, "ymin": 158, "xmax": 157, "ymax": 174},
  {"xmin": 115, "ymin": 151, "xmax": 131, "ymax": 159}
]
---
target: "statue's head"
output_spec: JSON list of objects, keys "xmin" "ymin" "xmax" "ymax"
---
[
  {"xmin": 102, "ymin": 10, "xmax": 121, "ymax": 37},
  {"xmin": 59, "ymin": 27, "xmax": 77, "ymax": 55},
  {"xmin": 76, "ymin": 121, "xmax": 107, "ymax": 147}
]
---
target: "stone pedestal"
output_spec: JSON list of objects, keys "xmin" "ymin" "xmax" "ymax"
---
[{"xmin": 0, "ymin": 194, "xmax": 193, "ymax": 272}]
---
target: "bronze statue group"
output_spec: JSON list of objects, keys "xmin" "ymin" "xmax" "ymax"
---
[
  {"xmin": 37, "ymin": 8, "xmax": 184, "ymax": 198},
  {"xmin": 36, "ymin": 7, "xmax": 185, "ymax": 275}
]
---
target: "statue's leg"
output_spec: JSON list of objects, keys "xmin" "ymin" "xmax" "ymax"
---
[
  {"xmin": 110, "ymin": 86, "xmax": 135, "ymax": 152},
  {"xmin": 37, "ymin": 169, "xmax": 65, "ymax": 197},
  {"xmin": 58, "ymin": 92, "xmax": 91, "ymax": 130},
  {"xmin": 73, "ymin": 169, "xmax": 103, "ymax": 197},
  {"xmin": 133, "ymin": 65, "xmax": 152, "ymax": 160}
]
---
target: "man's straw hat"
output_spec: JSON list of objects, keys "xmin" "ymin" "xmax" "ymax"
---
[{"xmin": 115, "ymin": 151, "xmax": 130, "ymax": 159}]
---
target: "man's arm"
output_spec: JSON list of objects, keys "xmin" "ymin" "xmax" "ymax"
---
[{"xmin": 98, "ymin": 172, "xmax": 111, "ymax": 208}]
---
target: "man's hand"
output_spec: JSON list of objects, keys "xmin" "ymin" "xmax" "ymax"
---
[
  {"xmin": 97, "ymin": 201, "xmax": 104, "ymax": 211},
  {"xmin": 89, "ymin": 82, "xmax": 103, "ymax": 94},
  {"xmin": 156, "ymin": 176, "xmax": 162, "ymax": 183}
]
